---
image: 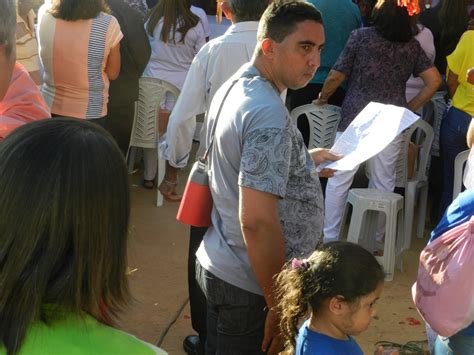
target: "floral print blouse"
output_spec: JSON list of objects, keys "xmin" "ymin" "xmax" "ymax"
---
[{"xmin": 334, "ymin": 27, "xmax": 433, "ymax": 131}]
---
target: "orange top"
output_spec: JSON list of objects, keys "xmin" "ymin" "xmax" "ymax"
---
[
  {"xmin": 0, "ymin": 63, "xmax": 51, "ymax": 139},
  {"xmin": 38, "ymin": 11, "xmax": 123, "ymax": 119}
]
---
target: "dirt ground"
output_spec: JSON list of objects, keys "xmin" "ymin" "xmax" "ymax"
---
[{"xmin": 117, "ymin": 159, "xmax": 429, "ymax": 354}]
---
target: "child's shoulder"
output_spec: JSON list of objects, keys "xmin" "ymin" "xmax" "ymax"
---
[{"xmin": 295, "ymin": 321, "xmax": 363, "ymax": 355}]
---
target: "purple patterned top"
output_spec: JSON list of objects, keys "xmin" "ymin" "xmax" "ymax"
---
[{"xmin": 334, "ymin": 27, "xmax": 433, "ymax": 131}]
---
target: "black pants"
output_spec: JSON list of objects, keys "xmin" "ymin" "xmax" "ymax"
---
[{"xmin": 188, "ymin": 226, "xmax": 208, "ymax": 347}]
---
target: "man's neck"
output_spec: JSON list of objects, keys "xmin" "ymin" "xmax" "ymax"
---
[{"xmin": 252, "ymin": 56, "xmax": 285, "ymax": 93}]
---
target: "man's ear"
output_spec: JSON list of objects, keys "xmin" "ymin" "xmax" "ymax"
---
[
  {"xmin": 328, "ymin": 295, "xmax": 349, "ymax": 315},
  {"xmin": 260, "ymin": 38, "xmax": 275, "ymax": 58},
  {"xmin": 222, "ymin": 2, "xmax": 232, "ymax": 21}
]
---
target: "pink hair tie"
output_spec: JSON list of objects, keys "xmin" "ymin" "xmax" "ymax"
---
[{"xmin": 292, "ymin": 258, "xmax": 310, "ymax": 271}]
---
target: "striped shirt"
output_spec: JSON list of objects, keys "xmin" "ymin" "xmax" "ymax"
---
[{"xmin": 38, "ymin": 10, "xmax": 123, "ymax": 119}]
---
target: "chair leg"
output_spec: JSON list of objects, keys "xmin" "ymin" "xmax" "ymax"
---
[
  {"xmin": 395, "ymin": 205, "xmax": 405, "ymax": 273},
  {"xmin": 347, "ymin": 205, "xmax": 365, "ymax": 244},
  {"xmin": 156, "ymin": 154, "xmax": 165, "ymax": 207},
  {"xmin": 403, "ymin": 183, "xmax": 416, "ymax": 250},
  {"xmin": 417, "ymin": 183, "xmax": 428, "ymax": 239},
  {"xmin": 127, "ymin": 147, "xmax": 137, "ymax": 174},
  {"xmin": 339, "ymin": 202, "xmax": 350, "ymax": 240},
  {"xmin": 383, "ymin": 208, "xmax": 397, "ymax": 282}
]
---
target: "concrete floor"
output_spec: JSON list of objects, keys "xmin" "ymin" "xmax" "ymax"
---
[{"xmin": 117, "ymin": 159, "xmax": 429, "ymax": 354}]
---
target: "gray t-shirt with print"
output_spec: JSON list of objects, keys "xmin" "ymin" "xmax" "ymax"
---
[{"xmin": 196, "ymin": 64, "xmax": 324, "ymax": 295}]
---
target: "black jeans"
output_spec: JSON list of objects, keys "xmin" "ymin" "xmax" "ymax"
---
[
  {"xmin": 196, "ymin": 260, "xmax": 267, "ymax": 355},
  {"xmin": 189, "ymin": 227, "xmax": 208, "ymax": 347}
]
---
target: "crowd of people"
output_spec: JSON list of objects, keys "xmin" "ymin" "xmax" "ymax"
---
[{"xmin": 0, "ymin": 0, "xmax": 473, "ymax": 354}]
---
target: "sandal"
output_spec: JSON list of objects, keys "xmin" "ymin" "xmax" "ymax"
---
[
  {"xmin": 143, "ymin": 179, "xmax": 155, "ymax": 189},
  {"xmin": 158, "ymin": 178, "xmax": 182, "ymax": 202},
  {"xmin": 375, "ymin": 340, "xmax": 428, "ymax": 355}
]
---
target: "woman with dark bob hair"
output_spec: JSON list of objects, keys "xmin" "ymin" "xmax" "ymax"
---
[
  {"xmin": 0, "ymin": 119, "xmax": 166, "ymax": 354},
  {"xmin": 38, "ymin": 0, "xmax": 123, "ymax": 124},
  {"xmin": 315, "ymin": 0, "xmax": 442, "ymax": 245}
]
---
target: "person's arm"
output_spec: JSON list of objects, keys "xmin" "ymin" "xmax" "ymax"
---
[
  {"xmin": 446, "ymin": 68, "xmax": 459, "ymax": 99},
  {"xmin": 407, "ymin": 66, "xmax": 442, "ymax": 112},
  {"xmin": 239, "ymin": 187, "xmax": 285, "ymax": 354},
  {"xmin": 105, "ymin": 43, "xmax": 121, "ymax": 80},
  {"xmin": 160, "ymin": 57, "xmax": 207, "ymax": 168},
  {"xmin": 467, "ymin": 119, "xmax": 474, "ymax": 148},
  {"xmin": 313, "ymin": 69, "xmax": 346, "ymax": 106}
]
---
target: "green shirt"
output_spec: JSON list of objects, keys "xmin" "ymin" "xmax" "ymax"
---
[{"xmin": 0, "ymin": 311, "xmax": 167, "ymax": 355}]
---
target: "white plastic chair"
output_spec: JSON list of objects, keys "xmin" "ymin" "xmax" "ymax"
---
[
  {"xmin": 361, "ymin": 119, "xmax": 433, "ymax": 251},
  {"xmin": 453, "ymin": 149, "xmax": 470, "ymax": 201},
  {"xmin": 126, "ymin": 77, "xmax": 180, "ymax": 206},
  {"xmin": 290, "ymin": 104, "xmax": 341, "ymax": 149},
  {"xmin": 422, "ymin": 91, "xmax": 447, "ymax": 157},
  {"xmin": 344, "ymin": 188, "xmax": 404, "ymax": 282},
  {"xmin": 394, "ymin": 119, "xmax": 434, "ymax": 249}
]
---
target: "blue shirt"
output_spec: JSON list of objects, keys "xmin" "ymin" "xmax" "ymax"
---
[
  {"xmin": 296, "ymin": 320, "xmax": 363, "ymax": 354},
  {"xmin": 306, "ymin": 0, "xmax": 361, "ymax": 85},
  {"xmin": 429, "ymin": 189, "xmax": 474, "ymax": 336}
]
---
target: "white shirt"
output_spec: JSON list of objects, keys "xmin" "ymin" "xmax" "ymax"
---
[
  {"xmin": 406, "ymin": 25, "xmax": 436, "ymax": 102},
  {"xmin": 142, "ymin": 16, "xmax": 206, "ymax": 89},
  {"xmin": 191, "ymin": 6, "xmax": 210, "ymax": 39},
  {"xmin": 160, "ymin": 21, "xmax": 258, "ymax": 168}
]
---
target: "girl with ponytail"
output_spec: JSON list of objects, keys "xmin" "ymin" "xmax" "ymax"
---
[{"xmin": 275, "ymin": 241, "xmax": 386, "ymax": 354}]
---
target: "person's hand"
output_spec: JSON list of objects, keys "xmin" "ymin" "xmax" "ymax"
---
[
  {"xmin": 261, "ymin": 308, "xmax": 284, "ymax": 355},
  {"xmin": 313, "ymin": 98, "xmax": 328, "ymax": 106},
  {"xmin": 319, "ymin": 168, "xmax": 337, "ymax": 178},
  {"xmin": 374, "ymin": 345, "xmax": 400, "ymax": 355},
  {"xmin": 467, "ymin": 68, "xmax": 474, "ymax": 85},
  {"xmin": 309, "ymin": 148, "xmax": 341, "ymax": 165}
]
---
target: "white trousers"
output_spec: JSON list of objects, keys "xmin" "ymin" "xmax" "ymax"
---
[
  {"xmin": 323, "ymin": 132, "xmax": 403, "ymax": 242},
  {"xmin": 143, "ymin": 147, "xmax": 158, "ymax": 180}
]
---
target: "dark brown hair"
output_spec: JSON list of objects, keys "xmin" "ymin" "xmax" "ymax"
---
[
  {"xmin": 256, "ymin": 0, "xmax": 323, "ymax": 56},
  {"xmin": 49, "ymin": 0, "xmax": 110, "ymax": 20},
  {"xmin": 146, "ymin": 0, "xmax": 200, "ymax": 44},
  {"xmin": 0, "ymin": 119, "xmax": 130, "ymax": 354},
  {"xmin": 372, "ymin": 0, "xmax": 417, "ymax": 42},
  {"xmin": 275, "ymin": 242, "xmax": 385, "ymax": 354},
  {"xmin": 438, "ymin": 0, "xmax": 469, "ymax": 55}
]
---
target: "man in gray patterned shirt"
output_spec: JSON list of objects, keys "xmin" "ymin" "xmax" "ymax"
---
[{"xmin": 195, "ymin": 1, "xmax": 339, "ymax": 354}]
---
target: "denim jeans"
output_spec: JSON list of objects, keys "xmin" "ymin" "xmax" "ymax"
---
[
  {"xmin": 196, "ymin": 260, "xmax": 267, "ymax": 355},
  {"xmin": 439, "ymin": 106, "xmax": 471, "ymax": 218},
  {"xmin": 434, "ymin": 334, "xmax": 474, "ymax": 354}
]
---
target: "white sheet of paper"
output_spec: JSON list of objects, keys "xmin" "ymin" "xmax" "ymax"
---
[{"xmin": 319, "ymin": 102, "xmax": 420, "ymax": 171}]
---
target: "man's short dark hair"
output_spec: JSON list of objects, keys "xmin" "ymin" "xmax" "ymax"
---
[
  {"xmin": 227, "ymin": 0, "xmax": 270, "ymax": 22},
  {"xmin": 0, "ymin": 0, "xmax": 16, "ymax": 56},
  {"xmin": 257, "ymin": 0, "xmax": 323, "ymax": 48}
]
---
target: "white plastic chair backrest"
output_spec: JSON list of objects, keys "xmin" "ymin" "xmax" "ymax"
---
[
  {"xmin": 290, "ymin": 104, "xmax": 341, "ymax": 149},
  {"xmin": 453, "ymin": 149, "xmax": 470, "ymax": 201},
  {"xmin": 429, "ymin": 91, "xmax": 448, "ymax": 157},
  {"xmin": 129, "ymin": 77, "xmax": 180, "ymax": 149},
  {"xmin": 394, "ymin": 119, "xmax": 434, "ymax": 188}
]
